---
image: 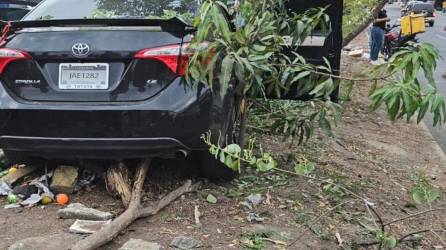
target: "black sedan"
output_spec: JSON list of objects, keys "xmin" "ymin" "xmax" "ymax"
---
[
  {"xmin": 0, "ymin": 0, "xmax": 241, "ymax": 179},
  {"xmin": 0, "ymin": 0, "xmax": 343, "ymax": 179}
]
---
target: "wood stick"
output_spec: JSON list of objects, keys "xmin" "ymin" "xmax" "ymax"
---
[
  {"xmin": 105, "ymin": 161, "xmax": 132, "ymax": 208},
  {"xmin": 71, "ymin": 158, "xmax": 198, "ymax": 250}
]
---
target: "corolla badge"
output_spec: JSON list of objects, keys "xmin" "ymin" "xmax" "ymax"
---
[{"xmin": 72, "ymin": 42, "xmax": 90, "ymax": 57}]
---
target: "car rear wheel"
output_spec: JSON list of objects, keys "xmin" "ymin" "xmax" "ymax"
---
[
  {"xmin": 198, "ymin": 98, "xmax": 246, "ymax": 180},
  {"xmin": 429, "ymin": 22, "xmax": 434, "ymax": 27}
]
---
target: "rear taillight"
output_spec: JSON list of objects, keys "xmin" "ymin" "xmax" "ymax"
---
[
  {"xmin": 135, "ymin": 43, "xmax": 191, "ymax": 76},
  {"xmin": 0, "ymin": 48, "xmax": 31, "ymax": 75},
  {"xmin": 433, "ymin": 11, "xmax": 436, "ymax": 17}
]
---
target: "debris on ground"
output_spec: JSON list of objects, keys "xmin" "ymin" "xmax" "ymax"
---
[
  {"xmin": 170, "ymin": 236, "xmax": 202, "ymax": 250},
  {"xmin": 56, "ymin": 193, "xmax": 69, "ymax": 205},
  {"xmin": 247, "ymin": 212, "xmax": 265, "ymax": 223},
  {"xmin": 206, "ymin": 194, "xmax": 217, "ymax": 204},
  {"xmin": 8, "ymin": 233, "xmax": 81, "ymax": 250},
  {"xmin": 69, "ymin": 219, "xmax": 111, "ymax": 234},
  {"xmin": 41, "ymin": 193, "xmax": 54, "ymax": 205},
  {"xmin": 74, "ymin": 169, "xmax": 97, "ymax": 192},
  {"xmin": 0, "ymin": 181, "xmax": 12, "ymax": 196},
  {"xmin": 6, "ymin": 194, "xmax": 19, "ymax": 204},
  {"xmin": 0, "ymin": 165, "xmax": 38, "ymax": 185},
  {"xmin": 119, "ymin": 238, "xmax": 161, "ymax": 250},
  {"xmin": 12, "ymin": 185, "xmax": 38, "ymax": 199},
  {"xmin": 347, "ymin": 49, "xmax": 363, "ymax": 57},
  {"xmin": 57, "ymin": 203, "xmax": 113, "ymax": 220},
  {"xmin": 50, "ymin": 165, "xmax": 79, "ymax": 194},
  {"xmin": 246, "ymin": 193, "xmax": 263, "ymax": 207},
  {"xmin": 20, "ymin": 194, "xmax": 41, "ymax": 207}
]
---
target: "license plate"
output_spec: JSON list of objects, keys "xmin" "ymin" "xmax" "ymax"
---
[{"xmin": 58, "ymin": 63, "xmax": 109, "ymax": 90}]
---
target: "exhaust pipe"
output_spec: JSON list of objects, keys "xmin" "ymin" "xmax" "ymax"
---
[{"xmin": 175, "ymin": 149, "xmax": 188, "ymax": 159}]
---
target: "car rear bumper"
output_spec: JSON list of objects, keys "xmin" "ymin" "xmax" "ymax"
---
[
  {"xmin": 425, "ymin": 17, "xmax": 435, "ymax": 22},
  {"xmin": 0, "ymin": 78, "xmax": 234, "ymax": 159},
  {"xmin": 0, "ymin": 136, "xmax": 191, "ymax": 159}
]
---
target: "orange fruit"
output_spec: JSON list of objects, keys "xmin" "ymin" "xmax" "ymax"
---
[{"xmin": 56, "ymin": 193, "xmax": 69, "ymax": 205}]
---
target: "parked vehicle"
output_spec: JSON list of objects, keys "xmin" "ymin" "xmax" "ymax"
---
[
  {"xmin": 0, "ymin": 1, "xmax": 38, "ymax": 21},
  {"xmin": 382, "ymin": 24, "xmax": 419, "ymax": 59},
  {"xmin": 401, "ymin": 1, "xmax": 436, "ymax": 27},
  {"xmin": 0, "ymin": 0, "xmax": 343, "ymax": 179}
]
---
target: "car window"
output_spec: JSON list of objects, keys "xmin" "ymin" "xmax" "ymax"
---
[
  {"xmin": 23, "ymin": 0, "xmax": 199, "ymax": 22},
  {"xmin": 412, "ymin": 3, "xmax": 434, "ymax": 12},
  {"xmin": 0, "ymin": 8, "xmax": 30, "ymax": 20}
]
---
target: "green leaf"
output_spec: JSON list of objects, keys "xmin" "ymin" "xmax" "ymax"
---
[
  {"xmin": 219, "ymin": 55, "xmax": 235, "ymax": 97},
  {"xmin": 256, "ymin": 154, "xmax": 277, "ymax": 172},
  {"xmin": 382, "ymin": 236, "xmax": 397, "ymax": 249},
  {"xmin": 206, "ymin": 194, "xmax": 218, "ymax": 204},
  {"xmin": 412, "ymin": 190, "xmax": 424, "ymax": 204}
]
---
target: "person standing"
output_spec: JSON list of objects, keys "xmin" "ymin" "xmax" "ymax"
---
[{"xmin": 370, "ymin": 9, "xmax": 390, "ymax": 65}]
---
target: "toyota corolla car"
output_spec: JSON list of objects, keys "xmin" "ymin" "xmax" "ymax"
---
[{"xmin": 0, "ymin": 0, "xmax": 343, "ymax": 179}]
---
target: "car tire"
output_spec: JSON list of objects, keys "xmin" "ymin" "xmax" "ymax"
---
[
  {"xmin": 197, "ymin": 151, "xmax": 239, "ymax": 180},
  {"xmin": 198, "ymin": 97, "xmax": 246, "ymax": 180},
  {"xmin": 429, "ymin": 22, "xmax": 434, "ymax": 27}
]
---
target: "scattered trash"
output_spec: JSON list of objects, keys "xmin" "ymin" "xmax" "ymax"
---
[
  {"xmin": 50, "ymin": 165, "xmax": 79, "ymax": 194},
  {"xmin": 194, "ymin": 205, "xmax": 201, "ymax": 225},
  {"xmin": 74, "ymin": 169, "xmax": 97, "ymax": 192},
  {"xmin": 206, "ymin": 194, "xmax": 217, "ymax": 204},
  {"xmin": 56, "ymin": 193, "xmax": 70, "ymax": 205},
  {"xmin": 30, "ymin": 171, "xmax": 53, "ymax": 195},
  {"xmin": 20, "ymin": 193, "xmax": 41, "ymax": 207},
  {"xmin": 0, "ymin": 169, "xmax": 9, "ymax": 178},
  {"xmin": 12, "ymin": 185, "xmax": 38, "ymax": 199},
  {"xmin": 58, "ymin": 203, "xmax": 113, "ymax": 220},
  {"xmin": 0, "ymin": 181, "xmax": 11, "ymax": 196},
  {"xmin": 170, "ymin": 236, "xmax": 202, "ymax": 250},
  {"xmin": 361, "ymin": 52, "xmax": 371, "ymax": 60},
  {"xmin": 69, "ymin": 219, "xmax": 111, "ymax": 234},
  {"xmin": 119, "ymin": 238, "xmax": 161, "ymax": 250},
  {"xmin": 240, "ymin": 201, "xmax": 253, "ymax": 210},
  {"xmin": 41, "ymin": 193, "xmax": 54, "ymax": 205},
  {"xmin": 247, "ymin": 212, "xmax": 265, "ymax": 223},
  {"xmin": 4, "ymin": 204, "xmax": 21, "ymax": 209},
  {"xmin": 348, "ymin": 49, "xmax": 363, "ymax": 57},
  {"xmin": 8, "ymin": 167, "xmax": 17, "ymax": 174},
  {"xmin": 6, "ymin": 193, "xmax": 19, "ymax": 204},
  {"xmin": 246, "ymin": 193, "xmax": 263, "ymax": 207}
]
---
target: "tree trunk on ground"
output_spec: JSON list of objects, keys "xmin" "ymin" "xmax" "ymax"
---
[
  {"xmin": 72, "ymin": 159, "xmax": 199, "ymax": 250},
  {"xmin": 105, "ymin": 161, "xmax": 132, "ymax": 208},
  {"xmin": 342, "ymin": 0, "xmax": 389, "ymax": 47}
]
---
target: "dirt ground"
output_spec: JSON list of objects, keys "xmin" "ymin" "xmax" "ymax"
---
[{"xmin": 0, "ymin": 33, "xmax": 445, "ymax": 250}]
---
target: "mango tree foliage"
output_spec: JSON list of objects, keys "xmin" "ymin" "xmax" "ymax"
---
[
  {"xmin": 343, "ymin": 0, "xmax": 381, "ymax": 37},
  {"xmin": 186, "ymin": 0, "xmax": 444, "ymax": 175}
]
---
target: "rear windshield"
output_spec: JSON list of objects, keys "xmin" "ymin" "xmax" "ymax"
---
[
  {"xmin": 412, "ymin": 3, "xmax": 434, "ymax": 12},
  {"xmin": 23, "ymin": 0, "xmax": 199, "ymax": 22},
  {"xmin": 0, "ymin": 8, "xmax": 31, "ymax": 20}
]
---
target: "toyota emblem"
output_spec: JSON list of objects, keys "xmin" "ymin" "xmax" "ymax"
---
[{"xmin": 72, "ymin": 42, "xmax": 90, "ymax": 57}]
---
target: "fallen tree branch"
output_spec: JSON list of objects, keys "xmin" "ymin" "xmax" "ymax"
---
[
  {"xmin": 105, "ymin": 161, "xmax": 132, "ymax": 208},
  {"xmin": 383, "ymin": 208, "xmax": 446, "ymax": 227},
  {"xmin": 355, "ymin": 229, "xmax": 446, "ymax": 247},
  {"xmin": 71, "ymin": 159, "xmax": 199, "ymax": 250},
  {"xmin": 342, "ymin": 0, "xmax": 388, "ymax": 47}
]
